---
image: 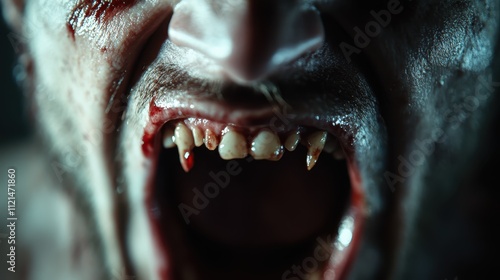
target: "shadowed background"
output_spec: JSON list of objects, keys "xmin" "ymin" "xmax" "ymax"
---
[{"xmin": 1, "ymin": 7, "xmax": 30, "ymax": 146}]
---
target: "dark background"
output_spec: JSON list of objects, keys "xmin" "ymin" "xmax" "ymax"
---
[{"xmin": 0, "ymin": 7, "xmax": 30, "ymax": 146}]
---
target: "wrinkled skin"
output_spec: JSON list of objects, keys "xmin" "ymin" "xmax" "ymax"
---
[{"xmin": 1, "ymin": 0, "xmax": 499, "ymax": 279}]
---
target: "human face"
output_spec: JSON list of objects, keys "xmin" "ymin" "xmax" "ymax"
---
[{"xmin": 3, "ymin": 0, "xmax": 499, "ymax": 279}]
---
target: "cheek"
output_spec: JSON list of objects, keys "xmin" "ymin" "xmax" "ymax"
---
[{"xmin": 26, "ymin": 0, "xmax": 119, "ymax": 169}]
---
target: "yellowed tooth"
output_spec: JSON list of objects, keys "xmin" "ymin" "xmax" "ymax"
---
[
  {"xmin": 192, "ymin": 127, "xmax": 204, "ymax": 147},
  {"xmin": 218, "ymin": 130, "xmax": 248, "ymax": 160},
  {"xmin": 162, "ymin": 126, "xmax": 176, "ymax": 148},
  {"xmin": 306, "ymin": 131, "xmax": 327, "ymax": 171},
  {"xmin": 174, "ymin": 122, "xmax": 195, "ymax": 172},
  {"xmin": 250, "ymin": 129, "xmax": 283, "ymax": 160},
  {"xmin": 284, "ymin": 130, "xmax": 300, "ymax": 151},
  {"xmin": 323, "ymin": 135, "xmax": 339, "ymax": 154},
  {"xmin": 204, "ymin": 129, "xmax": 219, "ymax": 150}
]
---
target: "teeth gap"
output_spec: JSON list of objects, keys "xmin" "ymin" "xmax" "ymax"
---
[{"xmin": 161, "ymin": 119, "xmax": 346, "ymax": 172}]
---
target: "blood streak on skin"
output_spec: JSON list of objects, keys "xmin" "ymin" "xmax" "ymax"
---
[
  {"xmin": 67, "ymin": 0, "xmax": 137, "ymax": 40},
  {"xmin": 142, "ymin": 98, "xmax": 164, "ymax": 156}
]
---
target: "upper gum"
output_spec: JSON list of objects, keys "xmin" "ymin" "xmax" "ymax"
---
[{"xmin": 168, "ymin": 117, "xmax": 299, "ymax": 140}]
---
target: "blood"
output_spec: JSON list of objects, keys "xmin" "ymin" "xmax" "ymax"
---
[
  {"xmin": 141, "ymin": 133, "xmax": 154, "ymax": 157},
  {"xmin": 148, "ymin": 98, "xmax": 165, "ymax": 126},
  {"xmin": 181, "ymin": 151, "xmax": 194, "ymax": 172},
  {"xmin": 142, "ymin": 98, "xmax": 166, "ymax": 157},
  {"xmin": 66, "ymin": 23, "xmax": 76, "ymax": 41},
  {"xmin": 67, "ymin": 0, "xmax": 137, "ymax": 41},
  {"xmin": 312, "ymin": 148, "xmax": 321, "ymax": 158},
  {"xmin": 205, "ymin": 130, "xmax": 218, "ymax": 150}
]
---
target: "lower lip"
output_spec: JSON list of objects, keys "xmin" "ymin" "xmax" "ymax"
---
[{"xmin": 325, "ymin": 158, "xmax": 365, "ymax": 279}]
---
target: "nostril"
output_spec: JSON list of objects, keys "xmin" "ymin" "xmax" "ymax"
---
[
  {"xmin": 268, "ymin": 7, "xmax": 325, "ymax": 67},
  {"xmin": 168, "ymin": 0, "xmax": 324, "ymax": 83}
]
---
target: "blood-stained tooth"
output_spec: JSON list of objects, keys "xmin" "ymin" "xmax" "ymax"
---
[
  {"xmin": 219, "ymin": 130, "xmax": 248, "ymax": 160},
  {"xmin": 204, "ymin": 129, "xmax": 219, "ymax": 150},
  {"xmin": 192, "ymin": 127, "xmax": 204, "ymax": 147},
  {"xmin": 162, "ymin": 126, "xmax": 176, "ymax": 148},
  {"xmin": 174, "ymin": 122, "xmax": 195, "ymax": 172},
  {"xmin": 306, "ymin": 131, "xmax": 327, "ymax": 171},
  {"xmin": 250, "ymin": 129, "xmax": 283, "ymax": 160},
  {"xmin": 285, "ymin": 130, "xmax": 300, "ymax": 151},
  {"xmin": 323, "ymin": 135, "xmax": 338, "ymax": 154}
]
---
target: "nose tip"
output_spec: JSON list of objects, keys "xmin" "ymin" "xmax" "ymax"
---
[{"xmin": 168, "ymin": 0, "xmax": 324, "ymax": 83}]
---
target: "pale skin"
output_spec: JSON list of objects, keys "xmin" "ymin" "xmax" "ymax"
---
[{"xmin": 1, "ymin": 0, "xmax": 499, "ymax": 279}]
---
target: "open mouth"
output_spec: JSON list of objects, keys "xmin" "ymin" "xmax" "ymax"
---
[
  {"xmin": 114, "ymin": 8, "xmax": 380, "ymax": 280},
  {"xmin": 140, "ymin": 101, "xmax": 366, "ymax": 280}
]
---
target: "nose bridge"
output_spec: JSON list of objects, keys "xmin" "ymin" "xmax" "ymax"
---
[{"xmin": 168, "ymin": 0, "xmax": 325, "ymax": 83}]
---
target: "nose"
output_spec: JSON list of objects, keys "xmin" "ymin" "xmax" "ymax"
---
[{"xmin": 168, "ymin": 0, "xmax": 324, "ymax": 83}]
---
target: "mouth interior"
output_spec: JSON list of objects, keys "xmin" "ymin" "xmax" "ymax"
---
[{"xmin": 153, "ymin": 137, "xmax": 351, "ymax": 280}]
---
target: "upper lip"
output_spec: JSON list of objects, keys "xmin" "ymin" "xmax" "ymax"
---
[
  {"xmin": 151, "ymin": 95, "xmax": 287, "ymax": 128},
  {"xmin": 143, "ymin": 91, "xmax": 358, "ymax": 158}
]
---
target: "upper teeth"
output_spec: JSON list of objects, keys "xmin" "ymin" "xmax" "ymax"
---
[
  {"xmin": 284, "ymin": 129, "xmax": 300, "ymax": 152},
  {"xmin": 173, "ymin": 122, "xmax": 195, "ymax": 172},
  {"xmin": 162, "ymin": 126, "xmax": 176, "ymax": 149},
  {"xmin": 204, "ymin": 129, "xmax": 219, "ymax": 151},
  {"xmin": 306, "ymin": 131, "xmax": 327, "ymax": 171},
  {"xmin": 162, "ymin": 119, "xmax": 346, "ymax": 172},
  {"xmin": 250, "ymin": 129, "xmax": 283, "ymax": 161},
  {"xmin": 192, "ymin": 127, "xmax": 204, "ymax": 147},
  {"xmin": 218, "ymin": 130, "xmax": 248, "ymax": 160}
]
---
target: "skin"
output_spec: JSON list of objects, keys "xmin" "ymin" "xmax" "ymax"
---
[{"xmin": 1, "ymin": 0, "xmax": 499, "ymax": 279}]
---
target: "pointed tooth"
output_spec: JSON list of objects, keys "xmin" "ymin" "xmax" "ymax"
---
[
  {"xmin": 306, "ymin": 131, "xmax": 327, "ymax": 171},
  {"xmin": 174, "ymin": 122, "xmax": 195, "ymax": 172},
  {"xmin": 284, "ymin": 130, "xmax": 300, "ymax": 151},
  {"xmin": 162, "ymin": 126, "xmax": 176, "ymax": 148},
  {"xmin": 250, "ymin": 129, "xmax": 283, "ymax": 160},
  {"xmin": 204, "ymin": 129, "xmax": 219, "ymax": 150},
  {"xmin": 218, "ymin": 130, "xmax": 248, "ymax": 160},
  {"xmin": 174, "ymin": 122, "xmax": 195, "ymax": 150},
  {"xmin": 323, "ymin": 135, "xmax": 339, "ymax": 154},
  {"xmin": 192, "ymin": 127, "xmax": 204, "ymax": 147}
]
